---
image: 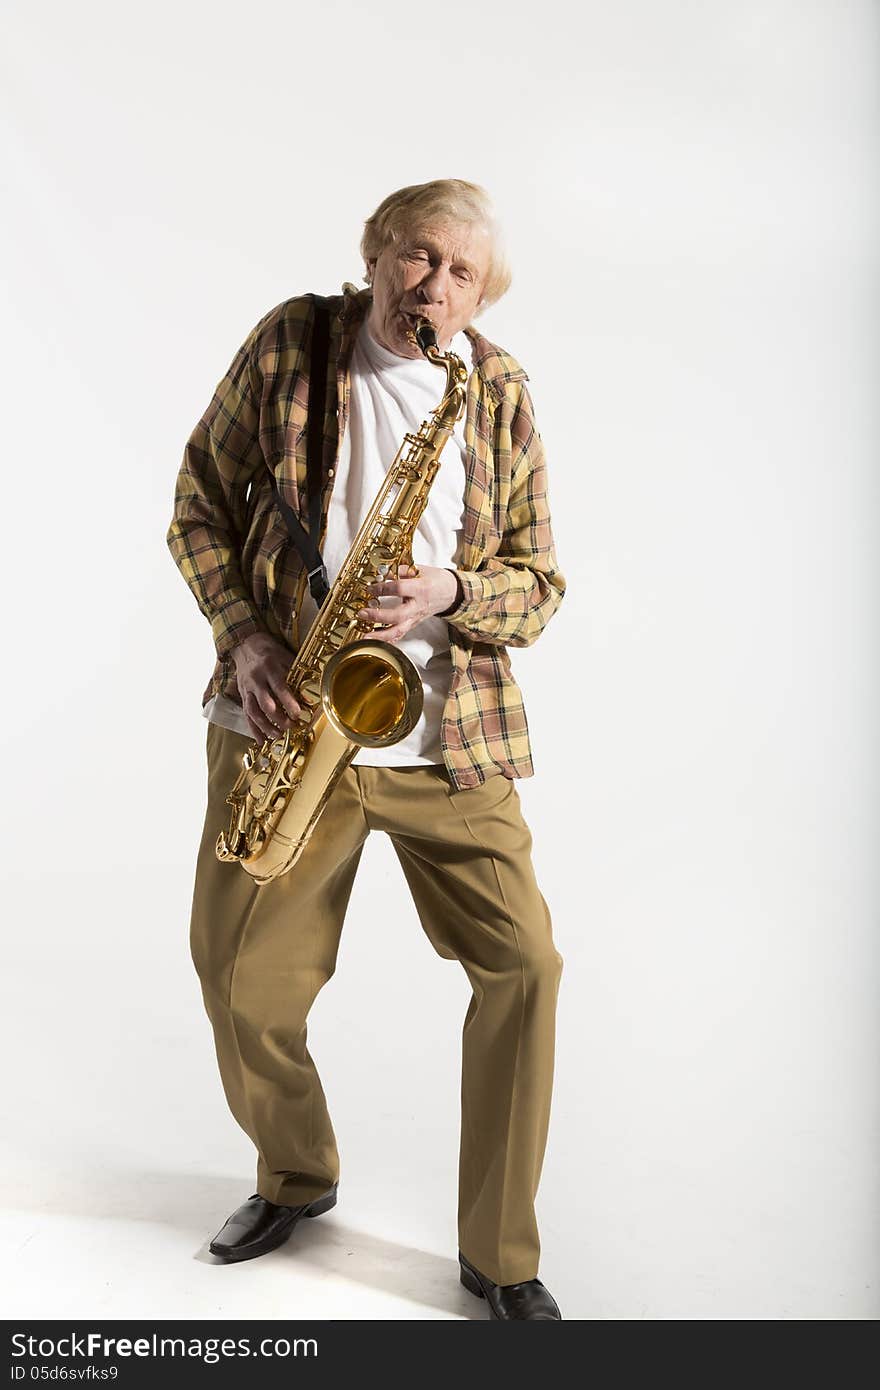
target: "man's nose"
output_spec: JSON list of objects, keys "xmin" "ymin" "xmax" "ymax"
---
[{"xmin": 417, "ymin": 264, "xmax": 450, "ymax": 303}]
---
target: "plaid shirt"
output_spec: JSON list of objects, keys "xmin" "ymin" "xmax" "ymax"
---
[{"xmin": 167, "ymin": 283, "xmax": 566, "ymax": 789}]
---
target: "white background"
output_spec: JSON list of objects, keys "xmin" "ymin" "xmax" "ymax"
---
[{"xmin": 1, "ymin": 0, "xmax": 877, "ymax": 1320}]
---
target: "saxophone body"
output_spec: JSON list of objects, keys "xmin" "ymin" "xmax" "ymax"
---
[{"xmin": 215, "ymin": 318, "xmax": 468, "ymax": 884}]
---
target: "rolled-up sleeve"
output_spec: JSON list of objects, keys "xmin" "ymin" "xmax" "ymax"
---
[
  {"xmin": 445, "ymin": 382, "xmax": 566, "ymax": 647},
  {"xmin": 166, "ymin": 330, "xmax": 267, "ymax": 658}
]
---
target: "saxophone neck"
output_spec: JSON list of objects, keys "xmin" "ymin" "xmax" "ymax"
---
[{"xmin": 409, "ymin": 317, "xmax": 469, "ymax": 423}]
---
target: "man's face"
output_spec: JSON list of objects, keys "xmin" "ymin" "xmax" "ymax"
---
[{"xmin": 365, "ymin": 217, "xmax": 492, "ymax": 359}]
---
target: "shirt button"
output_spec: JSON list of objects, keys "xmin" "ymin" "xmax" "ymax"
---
[{"xmin": 328, "ymin": 468, "xmax": 335, "ymax": 477}]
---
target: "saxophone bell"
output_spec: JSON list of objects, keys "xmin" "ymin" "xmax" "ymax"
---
[{"xmin": 320, "ymin": 639, "xmax": 424, "ymax": 747}]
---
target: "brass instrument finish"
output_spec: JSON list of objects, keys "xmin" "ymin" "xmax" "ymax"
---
[{"xmin": 215, "ymin": 317, "xmax": 468, "ymax": 884}]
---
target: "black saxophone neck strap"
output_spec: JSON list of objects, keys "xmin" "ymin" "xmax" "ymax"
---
[{"xmin": 265, "ymin": 293, "xmax": 333, "ymax": 606}]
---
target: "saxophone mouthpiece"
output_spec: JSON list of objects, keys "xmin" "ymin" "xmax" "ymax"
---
[{"xmin": 413, "ymin": 317, "xmax": 438, "ymax": 356}]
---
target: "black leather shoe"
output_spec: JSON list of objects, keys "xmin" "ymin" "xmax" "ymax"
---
[
  {"xmin": 209, "ymin": 1183, "xmax": 338, "ymax": 1262},
  {"xmin": 458, "ymin": 1251, "xmax": 562, "ymax": 1319}
]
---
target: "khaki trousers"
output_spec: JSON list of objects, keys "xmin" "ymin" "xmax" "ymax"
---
[{"xmin": 189, "ymin": 721, "xmax": 563, "ymax": 1285}]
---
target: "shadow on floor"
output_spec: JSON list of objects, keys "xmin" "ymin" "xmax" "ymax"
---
[{"xmin": 13, "ymin": 1166, "xmax": 490, "ymax": 1320}]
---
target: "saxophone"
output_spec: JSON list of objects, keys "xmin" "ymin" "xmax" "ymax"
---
[{"xmin": 215, "ymin": 317, "xmax": 468, "ymax": 884}]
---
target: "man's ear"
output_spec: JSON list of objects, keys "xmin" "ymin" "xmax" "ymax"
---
[{"xmin": 365, "ymin": 258, "xmax": 376, "ymax": 286}]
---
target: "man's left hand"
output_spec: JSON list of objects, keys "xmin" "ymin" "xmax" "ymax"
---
[{"xmin": 356, "ymin": 564, "xmax": 460, "ymax": 642}]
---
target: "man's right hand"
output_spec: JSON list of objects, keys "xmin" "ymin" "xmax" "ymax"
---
[{"xmin": 230, "ymin": 633, "xmax": 304, "ymax": 743}]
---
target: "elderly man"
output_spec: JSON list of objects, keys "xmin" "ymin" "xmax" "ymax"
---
[{"xmin": 167, "ymin": 180, "xmax": 566, "ymax": 1320}]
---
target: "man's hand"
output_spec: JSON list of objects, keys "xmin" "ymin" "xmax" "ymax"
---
[
  {"xmin": 230, "ymin": 632, "xmax": 304, "ymax": 743},
  {"xmin": 356, "ymin": 564, "xmax": 462, "ymax": 643}
]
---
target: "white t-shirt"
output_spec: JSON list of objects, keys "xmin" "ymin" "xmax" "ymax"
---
[{"xmin": 203, "ymin": 315, "xmax": 472, "ymax": 763}]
